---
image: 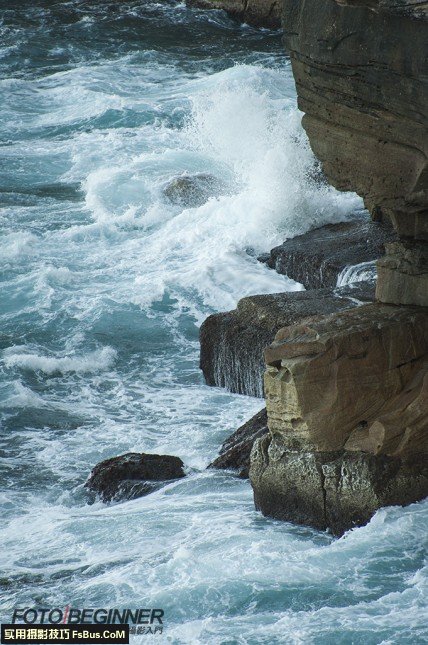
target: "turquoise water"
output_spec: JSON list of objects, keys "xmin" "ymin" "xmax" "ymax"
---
[{"xmin": 0, "ymin": 1, "xmax": 427, "ymax": 643}]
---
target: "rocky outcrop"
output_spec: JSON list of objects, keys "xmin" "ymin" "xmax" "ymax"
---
[
  {"xmin": 282, "ymin": 0, "xmax": 428, "ymax": 307},
  {"xmin": 200, "ymin": 281, "xmax": 375, "ymax": 397},
  {"xmin": 260, "ymin": 216, "xmax": 395, "ymax": 289},
  {"xmin": 209, "ymin": 407, "xmax": 268, "ymax": 477},
  {"xmin": 86, "ymin": 453, "xmax": 186, "ymax": 502},
  {"xmin": 249, "ymin": 303, "xmax": 428, "ymax": 534},
  {"xmin": 186, "ymin": 0, "xmax": 281, "ymax": 27}
]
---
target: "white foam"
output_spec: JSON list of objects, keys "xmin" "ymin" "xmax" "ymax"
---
[{"xmin": 3, "ymin": 346, "xmax": 117, "ymax": 375}]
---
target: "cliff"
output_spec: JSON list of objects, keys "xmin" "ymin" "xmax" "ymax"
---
[{"xmin": 202, "ymin": 0, "xmax": 428, "ymax": 534}]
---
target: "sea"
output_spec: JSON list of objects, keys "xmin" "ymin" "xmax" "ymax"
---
[{"xmin": 0, "ymin": 1, "xmax": 427, "ymax": 643}]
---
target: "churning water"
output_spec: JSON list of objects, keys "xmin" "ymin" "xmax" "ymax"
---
[{"xmin": 0, "ymin": 1, "xmax": 427, "ymax": 643}]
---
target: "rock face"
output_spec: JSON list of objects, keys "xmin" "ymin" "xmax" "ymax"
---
[
  {"xmin": 282, "ymin": 0, "xmax": 428, "ymax": 306},
  {"xmin": 200, "ymin": 281, "xmax": 375, "ymax": 398},
  {"xmin": 376, "ymin": 240, "xmax": 428, "ymax": 307},
  {"xmin": 86, "ymin": 453, "xmax": 186, "ymax": 502},
  {"xmin": 260, "ymin": 217, "xmax": 395, "ymax": 289},
  {"xmin": 209, "ymin": 408, "xmax": 268, "ymax": 477},
  {"xmin": 250, "ymin": 303, "xmax": 428, "ymax": 534},
  {"xmin": 186, "ymin": 0, "xmax": 281, "ymax": 27}
]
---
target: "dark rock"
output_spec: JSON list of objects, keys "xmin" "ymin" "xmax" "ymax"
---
[
  {"xmin": 163, "ymin": 173, "xmax": 225, "ymax": 208},
  {"xmin": 186, "ymin": 0, "xmax": 281, "ymax": 28},
  {"xmin": 260, "ymin": 217, "xmax": 396, "ymax": 290},
  {"xmin": 250, "ymin": 436, "xmax": 428, "ymax": 535},
  {"xmin": 209, "ymin": 408, "xmax": 268, "ymax": 477},
  {"xmin": 199, "ymin": 281, "xmax": 375, "ymax": 397},
  {"xmin": 86, "ymin": 453, "xmax": 186, "ymax": 503}
]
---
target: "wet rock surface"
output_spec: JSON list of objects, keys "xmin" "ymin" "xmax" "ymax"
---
[
  {"xmin": 209, "ymin": 408, "xmax": 268, "ymax": 477},
  {"xmin": 163, "ymin": 173, "xmax": 225, "ymax": 208},
  {"xmin": 260, "ymin": 217, "xmax": 396, "ymax": 289},
  {"xmin": 250, "ymin": 438, "xmax": 428, "ymax": 535},
  {"xmin": 86, "ymin": 453, "xmax": 186, "ymax": 502},
  {"xmin": 200, "ymin": 281, "xmax": 375, "ymax": 398}
]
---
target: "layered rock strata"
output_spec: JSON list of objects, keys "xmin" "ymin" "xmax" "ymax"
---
[
  {"xmin": 249, "ymin": 304, "xmax": 428, "ymax": 534},
  {"xmin": 200, "ymin": 281, "xmax": 375, "ymax": 398},
  {"xmin": 282, "ymin": 0, "xmax": 428, "ymax": 306}
]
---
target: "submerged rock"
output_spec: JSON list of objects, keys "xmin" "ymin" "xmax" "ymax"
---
[
  {"xmin": 199, "ymin": 281, "xmax": 375, "ymax": 398},
  {"xmin": 260, "ymin": 217, "xmax": 396, "ymax": 290},
  {"xmin": 86, "ymin": 453, "xmax": 186, "ymax": 502},
  {"xmin": 209, "ymin": 408, "xmax": 268, "ymax": 478},
  {"xmin": 163, "ymin": 173, "xmax": 225, "ymax": 208},
  {"xmin": 250, "ymin": 303, "xmax": 428, "ymax": 535}
]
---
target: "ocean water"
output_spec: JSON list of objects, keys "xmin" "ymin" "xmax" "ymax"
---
[{"xmin": 0, "ymin": 1, "xmax": 427, "ymax": 643}]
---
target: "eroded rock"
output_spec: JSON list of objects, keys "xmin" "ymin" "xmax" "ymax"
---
[
  {"xmin": 200, "ymin": 282, "xmax": 375, "ymax": 398},
  {"xmin": 250, "ymin": 303, "xmax": 428, "ymax": 534},
  {"xmin": 86, "ymin": 452, "xmax": 186, "ymax": 502},
  {"xmin": 282, "ymin": 0, "xmax": 428, "ymax": 230},
  {"xmin": 376, "ymin": 240, "xmax": 428, "ymax": 307}
]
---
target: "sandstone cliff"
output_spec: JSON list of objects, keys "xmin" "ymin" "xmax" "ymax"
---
[
  {"xmin": 283, "ymin": 0, "xmax": 428, "ymax": 306},
  {"xmin": 246, "ymin": 0, "xmax": 428, "ymax": 533}
]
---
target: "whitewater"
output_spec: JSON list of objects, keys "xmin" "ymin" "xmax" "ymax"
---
[{"xmin": 0, "ymin": 1, "xmax": 427, "ymax": 643}]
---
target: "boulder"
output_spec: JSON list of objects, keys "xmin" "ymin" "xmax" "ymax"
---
[
  {"xmin": 250, "ymin": 303, "xmax": 428, "ymax": 534},
  {"xmin": 209, "ymin": 407, "xmax": 268, "ymax": 477},
  {"xmin": 260, "ymin": 217, "xmax": 396, "ymax": 290},
  {"xmin": 163, "ymin": 173, "xmax": 225, "ymax": 208},
  {"xmin": 86, "ymin": 453, "xmax": 186, "ymax": 502},
  {"xmin": 200, "ymin": 281, "xmax": 375, "ymax": 398}
]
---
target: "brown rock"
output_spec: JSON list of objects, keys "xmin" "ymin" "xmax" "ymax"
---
[
  {"xmin": 199, "ymin": 282, "xmax": 375, "ymax": 398},
  {"xmin": 263, "ymin": 303, "xmax": 428, "ymax": 451},
  {"xmin": 282, "ymin": 0, "xmax": 428, "ymax": 232},
  {"xmin": 376, "ymin": 240, "xmax": 428, "ymax": 307},
  {"xmin": 250, "ymin": 303, "xmax": 428, "ymax": 534}
]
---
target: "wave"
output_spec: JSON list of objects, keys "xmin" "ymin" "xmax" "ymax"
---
[{"xmin": 3, "ymin": 346, "xmax": 117, "ymax": 375}]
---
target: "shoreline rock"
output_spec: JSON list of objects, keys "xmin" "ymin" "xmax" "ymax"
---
[
  {"xmin": 260, "ymin": 217, "xmax": 396, "ymax": 290},
  {"xmin": 250, "ymin": 303, "xmax": 428, "ymax": 534},
  {"xmin": 282, "ymin": 0, "xmax": 428, "ymax": 306},
  {"xmin": 86, "ymin": 453, "xmax": 186, "ymax": 502},
  {"xmin": 209, "ymin": 407, "xmax": 268, "ymax": 477},
  {"xmin": 200, "ymin": 281, "xmax": 375, "ymax": 398}
]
